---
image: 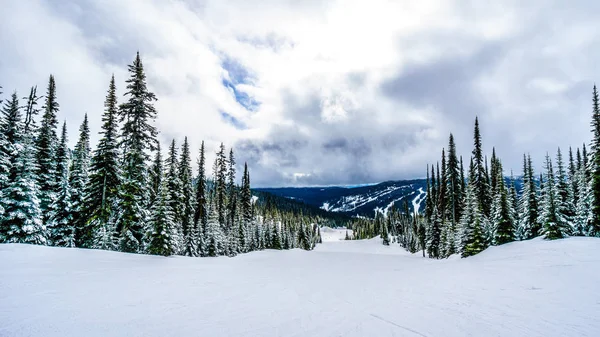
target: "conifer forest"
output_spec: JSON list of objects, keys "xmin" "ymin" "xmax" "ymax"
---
[
  {"xmin": 351, "ymin": 88, "xmax": 600, "ymax": 258},
  {"xmin": 2, "ymin": 52, "xmax": 600, "ymax": 261},
  {"xmin": 0, "ymin": 53, "xmax": 321, "ymax": 257}
]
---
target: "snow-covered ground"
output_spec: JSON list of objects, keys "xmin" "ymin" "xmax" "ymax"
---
[
  {"xmin": 319, "ymin": 226, "xmax": 352, "ymax": 242},
  {"xmin": 1, "ymin": 237, "xmax": 599, "ymax": 337}
]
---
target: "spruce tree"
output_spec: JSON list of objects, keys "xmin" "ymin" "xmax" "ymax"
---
[
  {"xmin": 426, "ymin": 205, "xmax": 442, "ymax": 258},
  {"xmin": 446, "ymin": 134, "xmax": 462, "ymax": 225},
  {"xmin": 459, "ymin": 156, "xmax": 466, "ymax": 194},
  {"xmin": 85, "ymin": 76, "xmax": 121, "ymax": 250},
  {"xmin": 491, "ymin": 161, "xmax": 514, "ymax": 245},
  {"xmin": 0, "ymin": 92, "xmax": 21, "ymax": 207},
  {"xmin": 589, "ymin": 85, "xmax": 600, "ymax": 236},
  {"xmin": 215, "ymin": 143, "xmax": 227, "ymax": 227},
  {"xmin": 239, "ymin": 162, "xmax": 252, "ymax": 253},
  {"xmin": 227, "ymin": 148, "xmax": 237, "ymax": 227},
  {"xmin": 382, "ymin": 214, "xmax": 390, "ymax": 245},
  {"xmin": 116, "ymin": 52, "xmax": 158, "ymax": 253},
  {"xmin": 1, "ymin": 92, "xmax": 22, "ymax": 166},
  {"xmin": 460, "ymin": 182, "xmax": 486, "ymax": 257},
  {"xmin": 508, "ymin": 172, "xmax": 519, "ymax": 226},
  {"xmin": 554, "ymin": 148, "xmax": 575, "ymax": 228},
  {"xmin": 519, "ymin": 154, "xmax": 540, "ymax": 239},
  {"xmin": 71, "ymin": 114, "xmax": 91, "ymax": 246},
  {"xmin": 149, "ymin": 142, "xmax": 163, "ymax": 206},
  {"xmin": 166, "ymin": 139, "xmax": 183, "ymax": 253},
  {"xmin": 205, "ymin": 196, "xmax": 224, "ymax": 257},
  {"xmin": 47, "ymin": 122, "xmax": 75, "ymax": 247},
  {"xmin": 194, "ymin": 141, "xmax": 207, "ymax": 255},
  {"xmin": 0, "ymin": 118, "xmax": 45, "ymax": 244},
  {"xmin": 179, "ymin": 137, "xmax": 197, "ymax": 256},
  {"xmin": 146, "ymin": 147, "xmax": 176, "ymax": 257},
  {"xmin": 575, "ymin": 163, "xmax": 592, "ymax": 236},
  {"xmin": 444, "ymin": 134, "xmax": 461, "ymax": 256},
  {"xmin": 568, "ymin": 147, "xmax": 579, "ymax": 211},
  {"xmin": 424, "ymin": 165, "xmax": 433, "ymax": 221},
  {"xmin": 539, "ymin": 154, "xmax": 569, "ymax": 239},
  {"xmin": 490, "ymin": 148, "xmax": 498, "ymax": 194},
  {"xmin": 36, "ymin": 75, "xmax": 60, "ymax": 219},
  {"xmin": 430, "ymin": 164, "xmax": 437, "ymax": 210},
  {"xmin": 472, "ymin": 117, "xmax": 490, "ymax": 217}
]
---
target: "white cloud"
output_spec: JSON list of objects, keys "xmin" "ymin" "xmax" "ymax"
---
[{"xmin": 1, "ymin": 0, "xmax": 599, "ymax": 186}]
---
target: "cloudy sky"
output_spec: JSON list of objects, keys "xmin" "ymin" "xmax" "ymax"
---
[{"xmin": 1, "ymin": 0, "xmax": 599, "ymax": 187}]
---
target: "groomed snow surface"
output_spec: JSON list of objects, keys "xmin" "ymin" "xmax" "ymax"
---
[{"xmin": 1, "ymin": 229, "xmax": 599, "ymax": 337}]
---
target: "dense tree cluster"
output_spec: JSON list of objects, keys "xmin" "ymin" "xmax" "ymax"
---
[
  {"xmin": 0, "ymin": 52, "xmax": 320, "ymax": 256},
  {"xmin": 353, "ymin": 86, "xmax": 600, "ymax": 258}
]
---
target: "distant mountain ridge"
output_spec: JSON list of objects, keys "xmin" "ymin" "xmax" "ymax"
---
[
  {"xmin": 255, "ymin": 176, "xmax": 525, "ymax": 218},
  {"xmin": 255, "ymin": 179, "xmax": 429, "ymax": 217}
]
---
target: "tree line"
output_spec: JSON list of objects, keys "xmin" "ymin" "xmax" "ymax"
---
[
  {"xmin": 0, "ymin": 52, "xmax": 321, "ymax": 256},
  {"xmin": 352, "ymin": 86, "xmax": 600, "ymax": 257}
]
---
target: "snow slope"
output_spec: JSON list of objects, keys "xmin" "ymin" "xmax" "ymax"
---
[
  {"xmin": 1, "ymin": 238, "xmax": 599, "ymax": 337},
  {"xmin": 319, "ymin": 226, "xmax": 352, "ymax": 242}
]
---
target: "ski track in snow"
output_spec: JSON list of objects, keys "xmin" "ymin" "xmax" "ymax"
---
[
  {"xmin": 1, "ymin": 237, "xmax": 600, "ymax": 337},
  {"xmin": 412, "ymin": 187, "xmax": 426, "ymax": 215}
]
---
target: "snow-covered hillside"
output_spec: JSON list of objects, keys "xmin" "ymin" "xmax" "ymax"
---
[
  {"xmin": 1, "ymin": 238, "xmax": 599, "ymax": 337},
  {"xmin": 256, "ymin": 179, "xmax": 429, "ymax": 217}
]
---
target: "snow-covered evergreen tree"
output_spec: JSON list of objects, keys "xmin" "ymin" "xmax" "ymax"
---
[
  {"xmin": 589, "ymin": 85, "xmax": 600, "ymax": 236},
  {"xmin": 554, "ymin": 148, "xmax": 575, "ymax": 229},
  {"xmin": 508, "ymin": 172, "xmax": 519, "ymax": 227},
  {"xmin": 205, "ymin": 196, "xmax": 225, "ymax": 257},
  {"xmin": 0, "ymin": 92, "xmax": 22, "ymax": 172},
  {"xmin": 36, "ymin": 75, "xmax": 60, "ymax": 220},
  {"xmin": 149, "ymin": 142, "xmax": 163, "ymax": 208},
  {"xmin": 445, "ymin": 133, "xmax": 462, "ymax": 237},
  {"xmin": 381, "ymin": 213, "xmax": 390, "ymax": 246},
  {"xmin": 85, "ymin": 76, "xmax": 121, "ymax": 250},
  {"xmin": 460, "ymin": 182, "xmax": 487, "ymax": 257},
  {"xmin": 214, "ymin": 143, "xmax": 227, "ymax": 228},
  {"xmin": 568, "ymin": 147, "xmax": 579, "ymax": 217},
  {"xmin": 71, "ymin": 114, "xmax": 91, "ymax": 246},
  {"xmin": 518, "ymin": 154, "xmax": 540, "ymax": 239},
  {"xmin": 47, "ymin": 122, "xmax": 75, "ymax": 247},
  {"xmin": 146, "ymin": 148, "xmax": 176, "ymax": 257},
  {"xmin": 575, "ymin": 159, "xmax": 592, "ymax": 236},
  {"xmin": 538, "ymin": 154, "xmax": 569, "ymax": 240},
  {"xmin": 179, "ymin": 137, "xmax": 197, "ymax": 256},
  {"xmin": 194, "ymin": 141, "xmax": 207, "ymax": 256},
  {"xmin": 116, "ymin": 52, "xmax": 158, "ymax": 253},
  {"xmin": 0, "ymin": 118, "xmax": 45, "ymax": 244},
  {"xmin": 0, "ymin": 92, "xmax": 22, "ymax": 215},
  {"xmin": 491, "ymin": 161, "xmax": 514, "ymax": 245},
  {"xmin": 426, "ymin": 205, "xmax": 442, "ymax": 258},
  {"xmin": 472, "ymin": 117, "xmax": 491, "ymax": 218},
  {"xmin": 238, "ymin": 162, "xmax": 252, "ymax": 253},
  {"xmin": 165, "ymin": 139, "xmax": 183, "ymax": 253}
]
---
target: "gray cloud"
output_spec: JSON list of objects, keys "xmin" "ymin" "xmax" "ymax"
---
[{"xmin": 3, "ymin": 0, "xmax": 600, "ymax": 187}]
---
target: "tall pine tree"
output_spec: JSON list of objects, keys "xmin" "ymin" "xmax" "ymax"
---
[
  {"xmin": 194, "ymin": 141, "xmax": 207, "ymax": 256},
  {"xmin": 116, "ymin": 52, "xmax": 158, "ymax": 252},
  {"xmin": 179, "ymin": 137, "xmax": 197, "ymax": 256},
  {"xmin": 48, "ymin": 122, "xmax": 74, "ymax": 247},
  {"xmin": 472, "ymin": 117, "xmax": 490, "ymax": 218},
  {"xmin": 71, "ymin": 114, "xmax": 91, "ymax": 246},
  {"xmin": 36, "ymin": 75, "xmax": 60, "ymax": 220},
  {"xmin": 588, "ymin": 85, "xmax": 600, "ymax": 236},
  {"xmin": 85, "ymin": 76, "xmax": 121, "ymax": 250}
]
